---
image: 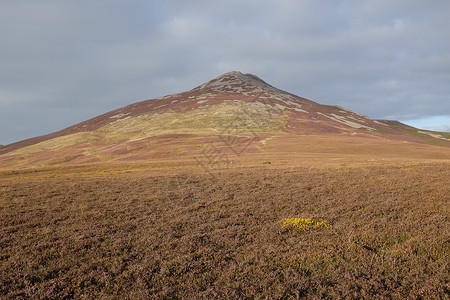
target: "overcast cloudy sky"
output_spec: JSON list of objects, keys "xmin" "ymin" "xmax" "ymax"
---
[{"xmin": 1, "ymin": 0, "xmax": 450, "ymax": 145}]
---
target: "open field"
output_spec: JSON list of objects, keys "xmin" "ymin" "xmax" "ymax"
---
[
  {"xmin": 1, "ymin": 158, "xmax": 449, "ymax": 298},
  {"xmin": 1, "ymin": 133, "xmax": 450, "ymax": 170},
  {"xmin": 2, "ymin": 59, "xmax": 449, "ymax": 299}
]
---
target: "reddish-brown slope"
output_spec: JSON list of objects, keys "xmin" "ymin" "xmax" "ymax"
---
[{"xmin": 1, "ymin": 71, "xmax": 449, "ymax": 157}]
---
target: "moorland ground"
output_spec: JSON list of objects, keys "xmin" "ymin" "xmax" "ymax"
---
[
  {"xmin": 2, "ymin": 71, "xmax": 450, "ymax": 299},
  {"xmin": 1, "ymin": 155, "xmax": 449, "ymax": 298}
]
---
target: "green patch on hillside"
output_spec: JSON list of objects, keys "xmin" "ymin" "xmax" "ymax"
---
[
  {"xmin": 257, "ymin": 136, "xmax": 277, "ymax": 152},
  {"xmin": 8, "ymin": 132, "xmax": 100, "ymax": 156},
  {"xmin": 4, "ymin": 102, "xmax": 287, "ymax": 167},
  {"xmin": 47, "ymin": 155, "xmax": 84, "ymax": 166},
  {"xmin": 97, "ymin": 101, "xmax": 286, "ymax": 141},
  {"xmin": 405, "ymin": 128, "xmax": 449, "ymax": 145},
  {"xmin": 375, "ymin": 127, "xmax": 397, "ymax": 135}
]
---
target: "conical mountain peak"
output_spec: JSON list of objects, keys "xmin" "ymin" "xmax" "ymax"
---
[
  {"xmin": 193, "ymin": 71, "xmax": 279, "ymax": 94},
  {"xmin": 1, "ymin": 71, "xmax": 449, "ymax": 162}
]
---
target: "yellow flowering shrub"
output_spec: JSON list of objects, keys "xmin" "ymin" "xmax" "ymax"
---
[{"xmin": 282, "ymin": 218, "xmax": 332, "ymax": 231}]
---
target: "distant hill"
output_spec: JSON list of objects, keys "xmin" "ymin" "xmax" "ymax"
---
[{"xmin": 1, "ymin": 71, "xmax": 449, "ymax": 168}]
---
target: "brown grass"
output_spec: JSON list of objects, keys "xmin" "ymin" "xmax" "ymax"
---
[
  {"xmin": 1, "ymin": 162, "xmax": 449, "ymax": 299},
  {"xmin": 2, "ymin": 131, "xmax": 449, "ymax": 170}
]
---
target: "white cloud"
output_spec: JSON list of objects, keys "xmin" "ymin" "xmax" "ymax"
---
[{"xmin": 427, "ymin": 125, "xmax": 450, "ymax": 133}]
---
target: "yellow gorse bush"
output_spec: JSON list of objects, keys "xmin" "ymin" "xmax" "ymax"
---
[{"xmin": 282, "ymin": 218, "xmax": 332, "ymax": 231}]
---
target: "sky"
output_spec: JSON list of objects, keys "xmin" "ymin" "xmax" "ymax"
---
[{"xmin": 1, "ymin": 0, "xmax": 450, "ymax": 145}]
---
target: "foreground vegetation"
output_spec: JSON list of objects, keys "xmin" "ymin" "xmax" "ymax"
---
[{"xmin": 1, "ymin": 163, "xmax": 449, "ymax": 298}]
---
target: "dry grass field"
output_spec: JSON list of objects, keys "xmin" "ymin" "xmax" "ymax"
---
[
  {"xmin": 2, "ymin": 71, "xmax": 449, "ymax": 299},
  {"xmin": 1, "ymin": 154, "xmax": 449, "ymax": 298}
]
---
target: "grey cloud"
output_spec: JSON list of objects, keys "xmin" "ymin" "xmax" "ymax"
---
[
  {"xmin": 1, "ymin": 0, "xmax": 449, "ymax": 144},
  {"xmin": 428, "ymin": 125, "xmax": 450, "ymax": 132}
]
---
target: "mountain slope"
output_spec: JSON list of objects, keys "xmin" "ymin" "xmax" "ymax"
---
[{"xmin": 1, "ymin": 71, "xmax": 449, "ymax": 167}]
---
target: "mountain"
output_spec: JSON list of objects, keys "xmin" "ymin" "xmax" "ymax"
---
[{"xmin": 1, "ymin": 71, "xmax": 449, "ymax": 168}]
